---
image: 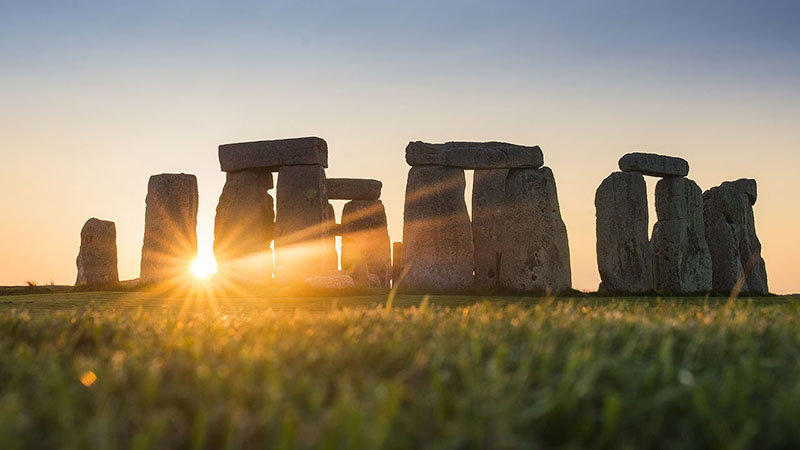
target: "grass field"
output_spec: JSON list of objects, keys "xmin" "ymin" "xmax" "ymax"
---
[{"xmin": 1, "ymin": 291, "xmax": 799, "ymax": 449}]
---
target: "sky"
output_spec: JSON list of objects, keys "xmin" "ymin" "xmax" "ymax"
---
[{"xmin": 1, "ymin": 0, "xmax": 798, "ymax": 293}]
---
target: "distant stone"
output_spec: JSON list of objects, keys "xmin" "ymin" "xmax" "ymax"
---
[
  {"xmin": 406, "ymin": 141, "xmax": 543, "ymax": 169},
  {"xmin": 219, "ymin": 137, "xmax": 328, "ymax": 172},
  {"xmin": 274, "ymin": 165, "xmax": 331, "ymax": 283},
  {"xmin": 76, "ymin": 218, "xmax": 119, "ymax": 286},
  {"xmin": 499, "ymin": 167, "xmax": 572, "ymax": 293},
  {"xmin": 304, "ymin": 274, "xmax": 355, "ymax": 290},
  {"xmin": 402, "ymin": 166, "xmax": 474, "ymax": 292},
  {"xmin": 341, "ymin": 200, "xmax": 392, "ymax": 287},
  {"xmin": 327, "ymin": 178, "xmax": 382, "ymax": 200},
  {"xmin": 392, "ymin": 242, "xmax": 404, "ymax": 287},
  {"xmin": 619, "ymin": 152, "xmax": 689, "ymax": 177},
  {"xmin": 595, "ymin": 172, "xmax": 652, "ymax": 293},
  {"xmin": 652, "ymin": 177, "xmax": 712, "ymax": 293},
  {"xmin": 472, "ymin": 169, "xmax": 509, "ymax": 290},
  {"xmin": 140, "ymin": 173, "xmax": 198, "ymax": 283},
  {"xmin": 721, "ymin": 178, "xmax": 757, "ymax": 205},
  {"xmin": 703, "ymin": 182, "xmax": 768, "ymax": 294},
  {"xmin": 213, "ymin": 170, "xmax": 274, "ymax": 284}
]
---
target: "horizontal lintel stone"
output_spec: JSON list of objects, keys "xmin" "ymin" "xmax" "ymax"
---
[
  {"xmin": 327, "ymin": 178, "xmax": 382, "ymax": 200},
  {"xmin": 219, "ymin": 137, "xmax": 328, "ymax": 172},
  {"xmin": 405, "ymin": 141, "xmax": 543, "ymax": 169},
  {"xmin": 618, "ymin": 152, "xmax": 689, "ymax": 177}
]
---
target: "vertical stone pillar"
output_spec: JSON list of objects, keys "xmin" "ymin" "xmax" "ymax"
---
[
  {"xmin": 274, "ymin": 165, "xmax": 330, "ymax": 283},
  {"xmin": 76, "ymin": 218, "xmax": 119, "ymax": 286},
  {"xmin": 341, "ymin": 199, "xmax": 391, "ymax": 287},
  {"xmin": 213, "ymin": 169, "xmax": 275, "ymax": 284},
  {"xmin": 140, "ymin": 173, "xmax": 199, "ymax": 283},
  {"xmin": 471, "ymin": 169, "xmax": 509, "ymax": 290},
  {"xmin": 594, "ymin": 171, "xmax": 652, "ymax": 293},
  {"xmin": 323, "ymin": 202, "xmax": 339, "ymax": 272},
  {"xmin": 652, "ymin": 177, "xmax": 712, "ymax": 293},
  {"xmin": 402, "ymin": 166, "xmax": 474, "ymax": 292},
  {"xmin": 498, "ymin": 167, "xmax": 571, "ymax": 293}
]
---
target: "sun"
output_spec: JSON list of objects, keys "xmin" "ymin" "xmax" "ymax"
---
[{"xmin": 191, "ymin": 253, "xmax": 218, "ymax": 279}]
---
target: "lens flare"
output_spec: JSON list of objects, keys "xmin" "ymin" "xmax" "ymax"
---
[{"xmin": 191, "ymin": 253, "xmax": 218, "ymax": 279}]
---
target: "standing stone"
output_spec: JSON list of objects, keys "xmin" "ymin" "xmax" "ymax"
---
[
  {"xmin": 703, "ymin": 180, "xmax": 768, "ymax": 294},
  {"xmin": 327, "ymin": 178, "xmax": 382, "ymax": 200},
  {"xmin": 402, "ymin": 166, "xmax": 474, "ymax": 292},
  {"xmin": 213, "ymin": 170, "xmax": 274, "ymax": 284},
  {"xmin": 652, "ymin": 177, "xmax": 712, "ymax": 293},
  {"xmin": 140, "ymin": 174, "xmax": 198, "ymax": 283},
  {"xmin": 274, "ymin": 165, "xmax": 330, "ymax": 283},
  {"xmin": 76, "ymin": 218, "xmax": 119, "ymax": 286},
  {"xmin": 594, "ymin": 172, "xmax": 652, "ymax": 293},
  {"xmin": 498, "ymin": 167, "xmax": 572, "ymax": 293},
  {"xmin": 392, "ymin": 241, "xmax": 404, "ymax": 287},
  {"xmin": 341, "ymin": 200, "xmax": 391, "ymax": 287},
  {"xmin": 472, "ymin": 169, "xmax": 509, "ymax": 290}
]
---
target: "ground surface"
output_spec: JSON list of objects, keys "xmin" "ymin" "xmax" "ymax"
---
[{"xmin": 1, "ymin": 291, "xmax": 799, "ymax": 449}]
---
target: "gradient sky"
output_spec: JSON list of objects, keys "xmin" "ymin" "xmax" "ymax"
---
[{"xmin": 1, "ymin": 0, "xmax": 798, "ymax": 293}]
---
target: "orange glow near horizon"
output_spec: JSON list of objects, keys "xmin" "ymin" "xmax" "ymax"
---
[{"xmin": 190, "ymin": 252, "xmax": 218, "ymax": 279}]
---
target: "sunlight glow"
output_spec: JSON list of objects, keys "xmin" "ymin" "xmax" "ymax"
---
[{"xmin": 191, "ymin": 254, "xmax": 218, "ymax": 279}]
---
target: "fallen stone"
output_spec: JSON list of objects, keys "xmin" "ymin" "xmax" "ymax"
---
[
  {"xmin": 406, "ymin": 141, "xmax": 543, "ymax": 169},
  {"xmin": 140, "ymin": 173, "xmax": 198, "ymax": 283},
  {"xmin": 304, "ymin": 274, "xmax": 355, "ymax": 290},
  {"xmin": 471, "ymin": 169, "xmax": 509, "ymax": 290},
  {"xmin": 499, "ymin": 167, "xmax": 572, "ymax": 293},
  {"xmin": 595, "ymin": 172, "xmax": 652, "ymax": 293},
  {"xmin": 327, "ymin": 178, "xmax": 382, "ymax": 200},
  {"xmin": 703, "ymin": 182, "xmax": 768, "ymax": 294},
  {"xmin": 652, "ymin": 177, "xmax": 712, "ymax": 293},
  {"xmin": 619, "ymin": 152, "xmax": 689, "ymax": 177},
  {"xmin": 721, "ymin": 178, "xmax": 757, "ymax": 205},
  {"xmin": 219, "ymin": 137, "xmax": 328, "ymax": 172},
  {"xmin": 341, "ymin": 199, "xmax": 392, "ymax": 287},
  {"xmin": 76, "ymin": 218, "xmax": 119, "ymax": 286},
  {"xmin": 274, "ymin": 165, "xmax": 331, "ymax": 283},
  {"xmin": 402, "ymin": 166, "xmax": 474, "ymax": 292},
  {"xmin": 213, "ymin": 170, "xmax": 274, "ymax": 284}
]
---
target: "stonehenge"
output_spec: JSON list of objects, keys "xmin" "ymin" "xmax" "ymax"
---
[
  {"xmin": 703, "ymin": 179, "xmax": 768, "ymax": 294},
  {"xmin": 113, "ymin": 136, "xmax": 768, "ymax": 297},
  {"xmin": 595, "ymin": 172, "xmax": 652, "ymax": 293},
  {"xmin": 401, "ymin": 141, "xmax": 571, "ymax": 293},
  {"xmin": 75, "ymin": 218, "xmax": 119, "ymax": 286},
  {"xmin": 140, "ymin": 173, "xmax": 198, "ymax": 283}
]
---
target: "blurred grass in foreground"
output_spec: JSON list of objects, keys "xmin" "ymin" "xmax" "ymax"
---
[{"xmin": 1, "ymin": 293, "xmax": 799, "ymax": 449}]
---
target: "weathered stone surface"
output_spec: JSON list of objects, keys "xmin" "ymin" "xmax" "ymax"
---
[
  {"xmin": 652, "ymin": 177, "xmax": 712, "ymax": 293},
  {"xmin": 140, "ymin": 173, "xmax": 198, "ymax": 283},
  {"xmin": 471, "ymin": 169, "xmax": 509, "ymax": 289},
  {"xmin": 327, "ymin": 178, "xmax": 382, "ymax": 200},
  {"xmin": 392, "ymin": 242, "xmax": 404, "ymax": 287},
  {"xmin": 76, "ymin": 218, "xmax": 119, "ymax": 286},
  {"xmin": 595, "ymin": 172, "xmax": 652, "ymax": 293},
  {"xmin": 213, "ymin": 170, "xmax": 274, "ymax": 284},
  {"xmin": 619, "ymin": 152, "xmax": 689, "ymax": 177},
  {"xmin": 498, "ymin": 167, "xmax": 572, "ymax": 292},
  {"xmin": 402, "ymin": 166, "xmax": 474, "ymax": 292},
  {"xmin": 304, "ymin": 274, "xmax": 355, "ymax": 290},
  {"xmin": 703, "ymin": 182, "xmax": 768, "ymax": 294},
  {"xmin": 721, "ymin": 178, "xmax": 757, "ymax": 205},
  {"xmin": 274, "ymin": 165, "xmax": 331, "ymax": 283},
  {"xmin": 219, "ymin": 137, "xmax": 328, "ymax": 172},
  {"xmin": 341, "ymin": 200, "xmax": 391, "ymax": 287},
  {"xmin": 406, "ymin": 141, "xmax": 543, "ymax": 169}
]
